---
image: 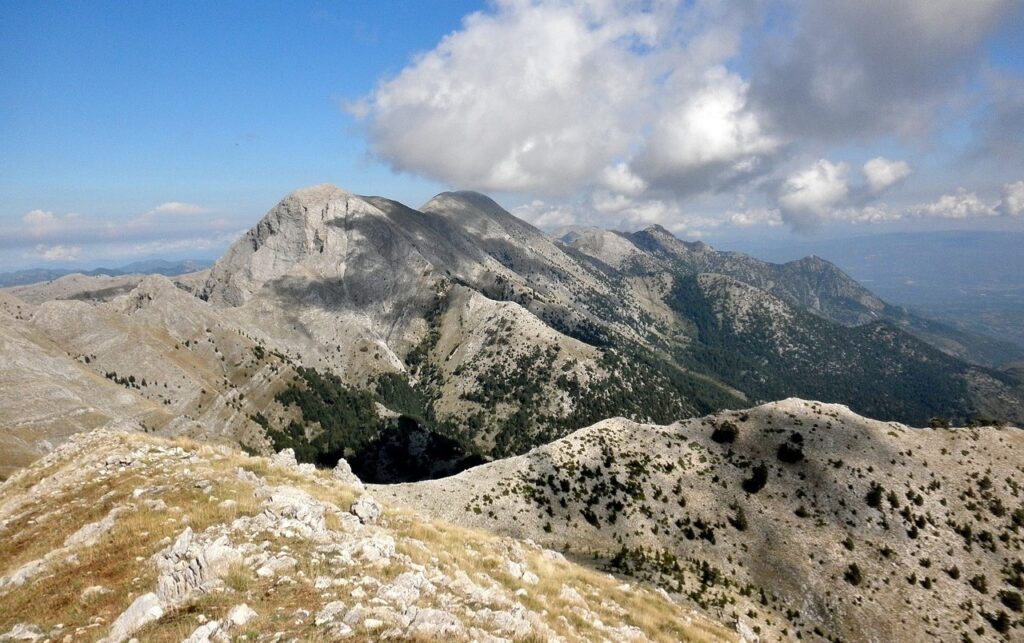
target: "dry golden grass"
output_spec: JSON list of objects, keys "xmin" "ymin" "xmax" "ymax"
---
[
  {"xmin": 389, "ymin": 507, "xmax": 735, "ymax": 642},
  {"xmin": 0, "ymin": 434, "xmax": 265, "ymax": 636},
  {"xmin": 1, "ymin": 431, "xmax": 734, "ymax": 642}
]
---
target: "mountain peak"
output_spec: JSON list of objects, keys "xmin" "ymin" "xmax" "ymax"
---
[
  {"xmin": 283, "ymin": 183, "xmax": 351, "ymax": 203},
  {"xmin": 642, "ymin": 223, "xmax": 674, "ymax": 236},
  {"xmin": 421, "ymin": 190, "xmax": 509, "ymax": 219}
]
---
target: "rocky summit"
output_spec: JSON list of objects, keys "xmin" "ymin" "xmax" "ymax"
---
[{"xmin": 1, "ymin": 184, "xmax": 1022, "ymax": 642}]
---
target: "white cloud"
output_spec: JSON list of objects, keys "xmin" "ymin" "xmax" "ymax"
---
[
  {"xmin": 598, "ymin": 163, "xmax": 647, "ymax": 196},
  {"xmin": 863, "ymin": 157, "xmax": 913, "ymax": 194},
  {"xmin": 359, "ymin": 0, "xmax": 655, "ymax": 194},
  {"xmin": 777, "ymin": 159, "xmax": 850, "ymax": 228},
  {"xmin": 634, "ymin": 67, "xmax": 779, "ymax": 191},
  {"xmin": 725, "ymin": 207, "xmax": 782, "ymax": 227},
  {"xmin": 21, "ymin": 210, "xmax": 80, "ymax": 235},
  {"xmin": 131, "ymin": 202, "xmax": 208, "ymax": 225},
  {"xmin": 148, "ymin": 202, "xmax": 207, "ymax": 216},
  {"xmin": 356, "ymin": 0, "xmax": 770, "ymax": 197},
  {"xmin": 125, "ymin": 230, "xmax": 245, "ymax": 256},
  {"xmin": 22, "ymin": 209, "xmax": 55, "ymax": 226},
  {"xmin": 34, "ymin": 244, "xmax": 82, "ymax": 261},
  {"xmin": 1000, "ymin": 180, "xmax": 1024, "ymax": 216},
  {"xmin": 831, "ymin": 205, "xmax": 902, "ymax": 224},
  {"xmin": 511, "ymin": 200, "xmax": 582, "ymax": 229},
  {"xmin": 910, "ymin": 188, "xmax": 999, "ymax": 219}
]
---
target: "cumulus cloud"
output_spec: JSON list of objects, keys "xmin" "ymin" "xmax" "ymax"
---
[
  {"xmin": 358, "ymin": 0, "xmax": 654, "ymax": 194},
  {"xmin": 725, "ymin": 207, "xmax": 782, "ymax": 227},
  {"xmin": 21, "ymin": 210, "xmax": 81, "ymax": 236},
  {"xmin": 148, "ymin": 202, "xmax": 207, "ymax": 216},
  {"xmin": 348, "ymin": 0, "xmax": 1021, "ymax": 235},
  {"xmin": 598, "ymin": 163, "xmax": 647, "ymax": 197},
  {"xmin": 863, "ymin": 158, "xmax": 913, "ymax": 194},
  {"xmin": 34, "ymin": 244, "xmax": 82, "ymax": 261},
  {"xmin": 909, "ymin": 188, "xmax": 999, "ymax": 219},
  {"xmin": 511, "ymin": 200, "xmax": 582, "ymax": 229},
  {"xmin": 777, "ymin": 160, "xmax": 850, "ymax": 228},
  {"xmin": 1001, "ymin": 180, "xmax": 1024, "ymax": 216},
  {"xmin": 632, "ymin": 67, "xmax": 779, "ymax": 194},
  {"xmin": 131, "ymin": 202, "xmax": 208, "ymax": 225},
  {"xmin": 752, "ymin": 0, "xmax": 1018, "ymax": 140},
  {"xmin": 355, "ymin": 0, "xmax": 772, "ymax": 198}
]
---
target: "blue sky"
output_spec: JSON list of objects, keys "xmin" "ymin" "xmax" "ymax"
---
[{"xmin": 2, "ymin": 1, "xmax": 1023, "ymax": 270}]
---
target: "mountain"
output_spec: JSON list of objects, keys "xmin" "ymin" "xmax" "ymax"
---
[
  {"xmin": 0, "ymin": 259, "xmax": 212, "ymax": 288},
  {"xmin": 568, "ymin": 226, "xmax": 1024, "ymax": 368},
  {"xmin": 0, "ymin": 275, "xmax": 306, "ymax": 479},
  {"xmin": 0, "ymin": 428, "xmax": 732, "ymax": 642},
  {"xmin": 2, "ymin": 184, "xmax": 1023, "ymax": 642},
  {"xmin": 376, "ymin": 398, "xmax": 1024, "ymax": 642},
  {"xmin": 2, "ymin": 184, "xmax": 1022, "ymax": 479},
  {"xmin": 721, "ymin": 231, "xmax": 1024, "ymax": 357}
]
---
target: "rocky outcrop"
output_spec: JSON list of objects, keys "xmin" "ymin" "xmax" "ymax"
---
[{"xmin": 0, "ymin": 428, "xmax": 732, "ymax": 642}]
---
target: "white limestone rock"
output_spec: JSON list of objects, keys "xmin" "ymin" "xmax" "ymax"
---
[
  {"xmin": 350, "ymin": 495, "xmax": 381, "ymax": 525},
  {"xmin": 100, "ymin": 592, "xmax": 163, "ymax": 643}
]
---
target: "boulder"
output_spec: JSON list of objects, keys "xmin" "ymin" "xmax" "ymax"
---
[
  {"xmin": 0, "ymin": 623, "xmax": 44, "ymax": 642},
  {"xmin": 350, "ymin": 495, "xmax": 381, "ymax": 525},
  {"xmin": 268, "ymin": 449, "xmax": 297, "ymax": 469},
  {"xmin": 100, "ymin": 592, "xmax": 163, "ymax": 643},
  {"xmin": 332, "ymin": 458, "xmax": 364, "ymax": 490},
  {"xmin": 225, "ymin": 604, "xmax": 258, "ymax": 628}
]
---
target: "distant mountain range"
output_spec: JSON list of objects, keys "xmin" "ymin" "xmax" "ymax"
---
[
  {"xmin": 3, "ymin": 185, "xmax": 1023, "ymax": 642},
  {"xmin": 2, "ymin": 184, "xmax": 1021, "ymax": 479},
  {"xmin": 723, "ymin": 230, "xmax": 1024, "ymax": 350},
  {"xmin": 0, "ymin": 259, "xmax": 212, "ymax": 288}
]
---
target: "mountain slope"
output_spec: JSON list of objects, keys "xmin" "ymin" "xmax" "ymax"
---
[
  {"xmin": 376, "ymin": 399, "xmax": 1024, "ymax": 642},
  {"xmin": 0, "ymin": 292, "xmax": 176, "ymax": 477},
  {"xmin": 0, "ymin": 428, "xmax": 733, "ymax": 642},
  {"xmin": 569, "ymin": 225, "xmax": 1024, "ymax": 367},
  {"xmin": 2, "ymin": 276, "xmax": 303, "ymax": 462},
  {"xmin": 4, "ymin": 183, "xmax": 1022, "ymax": 475},
  {"xmin": 668, "ymin": 273, "xmax": 1022, "ymax": 424}
]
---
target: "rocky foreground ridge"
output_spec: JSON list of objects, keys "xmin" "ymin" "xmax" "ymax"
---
[
  {"xmin": 0, "ymin": 427, "xmax": 733, "ymax": 642},
  {"xmin": 377, "ymin": 399, "xmax": 1024, "ymax": 642}
]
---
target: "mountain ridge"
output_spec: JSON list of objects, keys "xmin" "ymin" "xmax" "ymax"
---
[
  {"xmin": 375, "ymin": 398, "xmax": 1024, "ymax": 642},
  {"xmin": 2, "ymin": 183, "xmax": 1022, "ymax": 476}
]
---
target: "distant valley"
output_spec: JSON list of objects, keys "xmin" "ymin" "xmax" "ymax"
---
[{"xmin": 0, "ymin": 259, "xmax": 213, "ymax": 288}]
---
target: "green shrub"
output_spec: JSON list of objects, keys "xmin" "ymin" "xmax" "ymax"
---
[
  {"xmin": 844, "ymin": 563, "xmax": 863, "ymax": 586},
  {"xmin": 742, "ymin": 463, "xmax": 769, "ymax": 494},
  {"xmin": 711, "ymin": 421, "xmax": 739, "ymax": 444}
]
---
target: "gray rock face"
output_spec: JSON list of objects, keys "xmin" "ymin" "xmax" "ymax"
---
[
  {"xmin": 332, "ymin": 457, "xmax": 363, "ymax": 490},
  {"xmin": 225, "ymin": 603, "xmax": 257, "ymax": 627},
  {"xmin": 101, "ymin": 592, "xmax": 163, "ymax": 643},
  {"xmin": 350, "ymin": 495, "xmax": 382, "ymax": 525},
  {"xmin": 64, "ymin": 505, "xmax": 129, "ymax": 548},
  {"xmin": 153, "ymin": 527, "xmax": 242, "ymax": 606},
  {"xmin": 268, "ymin": 448, "xmax": 297, "ymax": 470},
  {"xmin": 0, "ymin": 623, "xmax": 44, "ymax": 642}
]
